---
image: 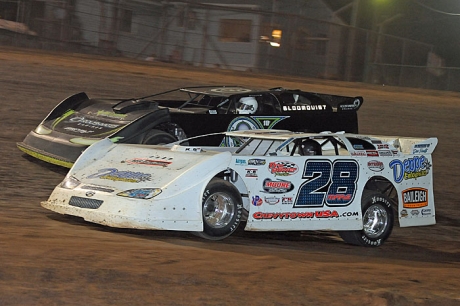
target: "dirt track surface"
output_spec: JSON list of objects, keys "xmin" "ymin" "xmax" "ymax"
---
[{"xmin": 0, "ymin": 48, "xmax": 459, "ymax": 306}]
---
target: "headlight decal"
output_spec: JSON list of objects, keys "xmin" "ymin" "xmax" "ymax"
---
[
  {"xmin": 60, "ymin": 176, "xmax": 81, "ymax": 189},
  {"xmin": 34, "ymin": 125, "xmax": 52, "ymax": 135},
  {"xmin": 117, "ymin": 188, "xmax": 162, "ymax": 199}
]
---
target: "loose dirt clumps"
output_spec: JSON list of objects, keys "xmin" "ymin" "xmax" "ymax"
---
[{"xmin": 0, "ymin": 48, "xmax": 458, "ymax": 306}]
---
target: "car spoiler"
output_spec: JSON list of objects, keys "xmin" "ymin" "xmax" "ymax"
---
[
  {"xmin": 43, "ymin": 92, "xmax": 89, "ymax": 121},
  {"xmin": 268, "ymin": 87, "xmax": 363, "ymax": 112},
  {"xmin": 314, "ymin": 93, "xmax": 363, "ymax": 112}
]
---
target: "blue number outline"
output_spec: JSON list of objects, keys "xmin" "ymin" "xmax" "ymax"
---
[{"xmin": 293, "ymin": 159, "xmax": 359, "ymax": 208}]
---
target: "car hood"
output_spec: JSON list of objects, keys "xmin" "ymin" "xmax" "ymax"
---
[
  {"xmin": 69, "ymin": 139, "xmax": 233, "ymax": 196},
  {"xmin": 42, "ymin": 100, "xmax": 151, "ymax": 138}
]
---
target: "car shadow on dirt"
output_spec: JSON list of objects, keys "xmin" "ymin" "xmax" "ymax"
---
[{"xmin": 43, "ymin": 212, "xmax": 460, "ymax": 265}]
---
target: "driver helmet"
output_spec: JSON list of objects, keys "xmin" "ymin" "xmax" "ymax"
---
[
  {"xmin": 237, "ymin": 97, "xmax": 258, "ymax": 114},
  {"xmin": 300, "ymin": 139, "xmax": 322, "ymax": 156}
]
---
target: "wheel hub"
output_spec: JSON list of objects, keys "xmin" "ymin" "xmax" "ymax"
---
[
  {"xmin": 363, "ymin": 204, "xmax": 388, "ymax": 238},
  {"xmin": 203, "ymin": 192, "xmax": 235, "ymax": 228}
]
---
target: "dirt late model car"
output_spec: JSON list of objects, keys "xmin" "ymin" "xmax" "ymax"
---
[
  {"xmin": 41, "ymin": 129, "xmax": 437, "ymax": 247},
  {"xmin": 18, "ymin": 86, "xmax": 363, "ymax": 168}
]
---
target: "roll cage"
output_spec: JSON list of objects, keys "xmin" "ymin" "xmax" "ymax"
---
[{"xmin": 234, "ymin": 135, "xmax": 348, "ymax": 156}]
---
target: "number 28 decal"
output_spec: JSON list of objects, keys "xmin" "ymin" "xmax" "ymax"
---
[{"xmin": 294, "ymin": 160, "xmax": 359, "ymax": 208}]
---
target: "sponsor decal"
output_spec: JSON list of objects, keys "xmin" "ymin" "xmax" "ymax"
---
[
  {"xmin": 183, "ymin": 147, "xmax": 202, "ymax": 153},
  {"xmin": 378, "ymin": 150, "xmax": 393, "ymax": 157},
  {"xmin": 95, "ymin": 110, "xmax": 127, "ymax": 119},
  {"xmin": 411, "ymin": 210, "xmax": 420, "ymax": 216},
  {"xmin": 402, "ymin": 188, "xmax": 428, "ymax": 208},
  {"xmin": 413, "ymin": 143, "xmax": 430, "ymax": 154},
  {"xmin": 351, "ymin": 151, "xmax": 367, "ymax": 157},
  {"xmin": 264, "ymin": 196, "xmax": 280, "ymax": 205},
  {"xmin": 235, "ymin": 159, "xmax": 247, "ymax": 166},
  {"xmin": 248, "ymin": 158, "xmax": 266, "ymax": 166},
  {"xmin": 68, "ymin": 116, "xmax": 119, "ymax": 129},
  {"xmin": 377, "ymin": 144, "xmax": 389, "ymax": 149},
  {"xmin": 81, "ymin": 185, "xmax": 114, "ymax": 193},
  {"xmin": 87, "ymin": 168, "xmax": 151, "ymax": 183},
  {"xmin": 400, "ymin": 209, "xmax": 408, "ymax": 218},
  {"xmin": 353, "ymin": 144, "xmax": 364, "ymax": 150},
  {"xmin": 263, "ymin": 179, "xmax": 294, "ymax": 193},
  {"xmin": 366, "ymin": 150, "xmax": 379, "ymax": 157},
  {"xmin": 252, "ymin": 116, "xmax": 289, "ymax": 129},
  {"xmin": 367, "ymin": 160, "xmax": 384, "ymax": 172},
  {"xmin": 252, "ymin": 210, "xmax": 359, "ymax": 220},
  {"xmin": 246, "ymin": 169, "xmax": 258, "ymax": 178},
  {"xmin": 282, "ymin": 105, "xmax": 327, "ymax": 111},
  {"xmin": 126, "ymin": 189, "xmax": 153, "ymax": 198},
  {"xmin": 64, "ymin": 127, "xmax": 93, "ymax": 134},
  {"xmin": 150, "ymin": 154, "xmax": 173, "ymax": 159},
  {"xmin": 421, "ymin": 209, "xmax": 432, "ymax": 216},
  {"xmin": 339, "ymin": 98, "xmax": 361, "ymax": 111},
  {"xmin": 390, "ymin": 156, "xmax": 431, "ymax": 183},
  {"xmin": 126, "ymin": 158, "xmax": 172, "ymax": 167},
  {"xmin": 252, "ymin": 195, "xmax": 263, "ymax": 206},
  {"xmin": 282, "ymin": 197, "xmax": 293, "ymax": 205},
  {"xmin": 268, "ymin": 161, "xmax": 299, "ymax": 176},
  {"xmin": 327, "ymin": 194, "xmax": 352, "ymax": 202}
]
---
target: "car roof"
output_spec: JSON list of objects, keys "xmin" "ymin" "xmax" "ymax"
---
[
  {"xmin": 179, "ymin": 86, "xmax": 305, "ymax": 97},
  {"xmin": 179, "ymin": 86, "xmax": 254, "ymax": 97}
]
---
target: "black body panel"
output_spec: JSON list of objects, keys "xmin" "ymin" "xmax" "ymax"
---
[{"xmin": 18, "ymin": 86, "xmax": 363, "ymax": 167}]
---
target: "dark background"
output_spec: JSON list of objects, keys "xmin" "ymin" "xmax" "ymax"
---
[{"xmin": 326, "ymin": 0, "xmax": 460, "ymax": 66}]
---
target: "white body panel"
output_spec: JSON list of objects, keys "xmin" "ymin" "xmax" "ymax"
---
[{"xmin": 42, "ymin": 131, "xmax": 437, "ymax": 233}]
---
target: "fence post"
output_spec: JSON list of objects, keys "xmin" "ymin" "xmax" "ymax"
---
[{"xmin": 200, "ymin": 9, "xmax": 209, "ymax": 67}]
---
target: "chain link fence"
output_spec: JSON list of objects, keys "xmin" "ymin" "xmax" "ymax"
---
[{"xmin": 2, "ymin": 0, "xmax": 456, "ymax": 91}]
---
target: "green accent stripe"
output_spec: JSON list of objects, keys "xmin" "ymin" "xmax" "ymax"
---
[
  {"xmin": 52, "ymin": 109, "xmax": 75, "ymax": 129},
  {"xmin": 17, "ymin": 144, "xmax": 74, "ymax": 168}
]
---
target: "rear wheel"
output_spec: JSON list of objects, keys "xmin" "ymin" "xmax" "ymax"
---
[
  {"xmin": 194, "ymin": 178, "xmax": 243, "ymax": 240},
  {"xmin": 142, "ymin": 129, "xmax": 176, "ymax": 145},
  {"xmin": 339, "ymin": 190, "xmax": 394, "ymax": 247}
]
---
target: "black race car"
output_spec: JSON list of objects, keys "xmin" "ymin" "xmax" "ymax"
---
[{"xmin": 17, "ymin": 86, "xmax": 363, "ymax": 168}]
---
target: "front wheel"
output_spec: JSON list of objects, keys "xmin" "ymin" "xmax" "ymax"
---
[
  {"xmin": 339, "ymin": 191, "xmax": 394, "ymax": 247},
  {"xmin": 194, "ymin": 178, "xmax": 243, "ymax": 240},
  {"xmin": 142, "ymin": 129, "xmax": 177, "ymax": 145}
]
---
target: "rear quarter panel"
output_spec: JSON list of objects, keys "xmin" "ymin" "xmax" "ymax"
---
[
  {"xmin": 233, "ymin": 155, "xmax": 364, "ymax": 231},
  {"xmin": 170, "ymin": 111, "xmax": 359, "ymax": 140},
  {"xmin": 235, "ymin": 148, "xmax": 435, "ymax": 231}
]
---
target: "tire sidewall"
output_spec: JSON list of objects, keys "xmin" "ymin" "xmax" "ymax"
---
[
  {"xmin": 142, "ymin": 129, "xmax": 176, "ymax": 144},
  {"xmin": 359, "ymin": 192, "xmax": 394, "ymax": 247},
  {"xmin": 201, "ymin": 178, "xmax": 243, "ymax": 239}
]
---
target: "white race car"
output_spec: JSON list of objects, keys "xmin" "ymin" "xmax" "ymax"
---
[{"xmin": 41, "ymin": 130, "xmax": 437, "ymax": 247}]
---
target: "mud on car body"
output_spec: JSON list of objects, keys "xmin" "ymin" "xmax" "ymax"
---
[{"xmin": 41, "ymin": 129, "xmax": 437, "ymax": 247}]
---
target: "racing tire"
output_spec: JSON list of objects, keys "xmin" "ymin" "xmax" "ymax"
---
[
  {"xmin": 142, "ymin": 129, "xmax": 176, "ymax": 145},
  {"xmin": 338, "ymin": 190, "xmax": 394, "ymax": 247},
  {"xmin": 195, "ymin": 178, "xmax": 243, "ymax": 241}
]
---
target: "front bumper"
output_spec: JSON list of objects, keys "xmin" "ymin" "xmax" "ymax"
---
[
  {"xmin": 41, "ymin": 186, "xmax": 203, "ymax": 231},
  {"xmin": 17, "ymin": 130, "xmax": 89, "ymax": 168}
]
